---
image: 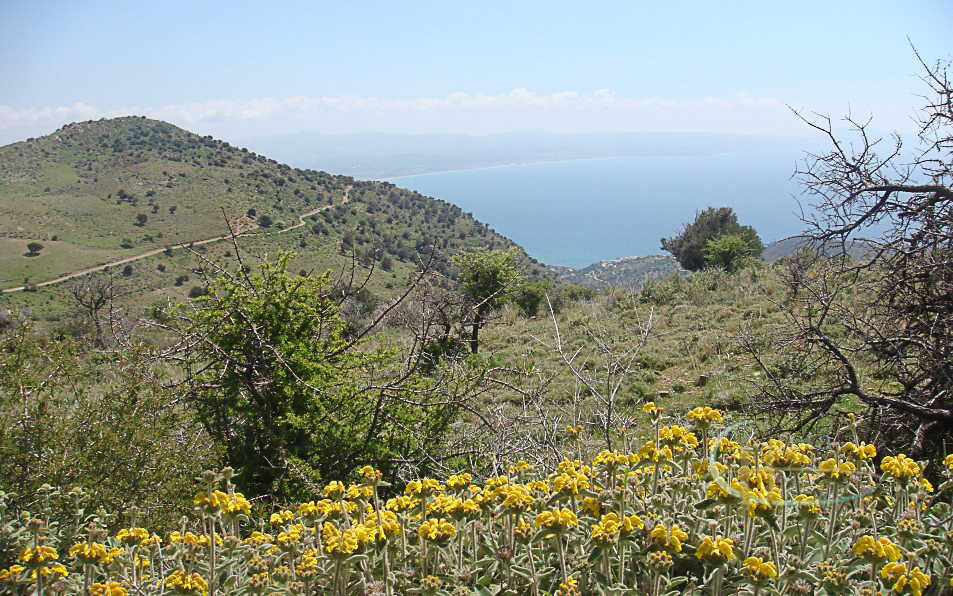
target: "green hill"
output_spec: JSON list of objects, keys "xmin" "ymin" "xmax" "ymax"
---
[{"xmin": 1, "ymin": 117, "xmax": 549, "ymax": 319}]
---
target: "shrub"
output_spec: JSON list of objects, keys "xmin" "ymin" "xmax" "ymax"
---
[{"xmin": 661, "ymin": 207, "xmax": 763, "ymax": 271}]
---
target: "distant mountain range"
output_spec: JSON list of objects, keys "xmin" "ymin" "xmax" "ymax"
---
[{"xmin": 237, "ymin": 131, "xmax": 821, "ymax": 179}]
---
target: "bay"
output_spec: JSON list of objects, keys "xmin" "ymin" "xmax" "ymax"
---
[{"xmin": 388, "ymin": 152, "xmax": 808, "ymax": 269}]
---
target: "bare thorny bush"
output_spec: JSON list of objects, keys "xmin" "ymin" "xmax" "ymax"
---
[{"xmin": 748, "ymin": 48, "xmax": 953, "ymax": 456}]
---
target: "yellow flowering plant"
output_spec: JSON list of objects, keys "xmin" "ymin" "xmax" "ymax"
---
[{"xmin": 0, "ymin": 407, "xmax": 951, "ymax": 595}]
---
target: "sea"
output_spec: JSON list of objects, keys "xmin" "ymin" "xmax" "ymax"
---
[{"xmin": 387, "ymin": 151, "xmax": 809, "ymax": 269}]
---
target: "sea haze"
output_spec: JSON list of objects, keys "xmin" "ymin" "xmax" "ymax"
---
[{"xmin": 388, "ymin": 152, "xmax": 808, "ymax": 269}]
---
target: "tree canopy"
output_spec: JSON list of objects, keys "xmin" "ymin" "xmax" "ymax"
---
[
  {"xmin": 661, "ymin": 207, "xmax": 763, "ymax": 271},
  {"xmin": 451, "ymin": 247, "xmax": 523, "ymax": 353}
]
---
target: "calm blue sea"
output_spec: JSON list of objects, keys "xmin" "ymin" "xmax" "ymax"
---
[{"xmin": 388, "ymin": 152, "xmax": 808, "ymax": 268}]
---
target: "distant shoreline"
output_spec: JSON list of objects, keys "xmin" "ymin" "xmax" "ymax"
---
[{"xmin": 375, "ymin": 150, "xmax": 765, "ymax": 182}]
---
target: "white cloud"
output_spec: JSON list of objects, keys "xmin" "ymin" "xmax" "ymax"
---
[{"xmin": 0, "ymin": 89, "xmax": 794, "ymax": 142}]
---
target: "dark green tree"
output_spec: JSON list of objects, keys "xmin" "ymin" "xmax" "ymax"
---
[
  {"xmin": 661, "ymin": 207, "xmax": 763, "ymax": 271},
  {"xmin": 26, "ymin": 242, "xmax": 44, "ymax": 255},
  {"xmin": 452, "ymin": 248, "xmax": 522, "ymax": 353},
  {"xmin": 514, "ymin": 280, "xmax": 550, "ymax": 318}
]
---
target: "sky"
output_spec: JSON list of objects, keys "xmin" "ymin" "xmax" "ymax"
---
[{"xmin": 1, "ymin": 1, "xmax": 951, "ymax": 146}]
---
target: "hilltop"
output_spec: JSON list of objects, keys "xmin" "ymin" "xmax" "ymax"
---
[{"xmin": 0, "ymin": 117, "xmax": 549, "ymax": 318}]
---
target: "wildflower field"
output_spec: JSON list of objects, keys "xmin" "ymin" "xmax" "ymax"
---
[{"xmin": 2, "ymin": 405, "xmax": 951, "ymax": 595}]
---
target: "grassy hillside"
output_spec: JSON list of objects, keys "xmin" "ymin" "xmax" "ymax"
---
[{"xmin": 1, "ymin": 117, "xmax": 551, "ymax": 319}]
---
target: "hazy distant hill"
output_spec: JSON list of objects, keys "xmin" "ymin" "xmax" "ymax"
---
[
  {"xmin": 549, "ymin": 255, "xmax": 682, "ymax": 290},
  {"xmin": 0, "ymin": 117, "xmax": 542, "ymax": 304},
  {"xmin": 762, "ymin": 235, "xmax": 877, "ymax": 262},
  {"xmin": 239, "ymin": 131, "xmax": 815, "ymax": 179}
]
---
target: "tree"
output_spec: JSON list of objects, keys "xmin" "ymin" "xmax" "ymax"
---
[
  {"xmin": 26, "ymin": 242, "xmax": 44, "ymax": 256},
  {"xmin": 514, "ymin": 280, "xmax": 550, "ymax": 318},
  {"xmin": 164, "ymin": 252, "xmax": 465, "ymax": 498},
  {"xmin": 704, "ymin": 233, "xmax": 756, "ymax": 273},
  {"xmin": 68, "ymin": 276, "xmax": 117, "ymax": 348},
  {"xmin": 753, "ymin": 50, "xmax": 953, "ymax": 454},
  {"xmin": 135, "ymin": 213, "xmax": 148, "ymax": 227},
  {"xmin": 452, "ymin": 247, "xmax": 523, "ymax": 353},
  {"xmin": 661, "ymin": 207, "xmax": 763, "ymax": 271},
  {"xmin": 258, "ymin": 214, "xmax": 273, "ymax": 228}
]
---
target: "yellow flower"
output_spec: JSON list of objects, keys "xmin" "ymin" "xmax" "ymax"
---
[
  {"xmin": 843, "ymin": 441, "xmax": 877, "ymax": 460},
  {"xmin": 743, "ymin": 556, "xmax": 777, "ymax": 583},
  {"xmin": 881, "ymin": 454, "xmax": 921, "ymax": 480},
  {"xmin": 686, "ymin": 406, "xmax": 723, "ymax": 429},
  {"xmin": 709, "ymin": 437, "xmax": 744, "ymax": 460},
  {"xmin": 322, "ymin": 521, "xmax": 368, "ymax": 555},
  {"xmin": 620, "ymin": 515, "xmax": 644, "ymax": 537},
  {"xmin": 534, "ymin": 507, "xmax": 578, "ymax": 532},
  {"xmin": 556, "ymin": 575, "xmax": 579, "ymax": 595},
  {"xmin": 551, "ymin": 471, "xmax": 590, "ymax": 495},
  {"xmin": 269, "ymin": 510, "xmax": 295, "ymax": 525},
  {"xmin": 566, "ymin": 424, "xmax": 583, "ymax": 437},
  {"xmin": 818, "ymin": 457, "xmax": 856, "ymax": 480},
  {"xmin": 638, "ymin": 441, "xmax": 673, "ymax": 463},
  {"xmin": 793, "ymin": 494, "xmax": 821, "ymax": 518},
  {"xmin": 193, "ymin": 490, "xmax": 230, "ymax": 513},
  {"xmin": 762, "ymin": 440, "xmax": 812, "ymax": 468},
  {"xmin": 385, "ymin": 495, "xmax": 419, "ymax": 512},
  {"xmin": 346, "ymin": 484, "xmax": 374, "ymax": 500},
  {"xmin": 365, "ymin": 510, "xmax": 401, "ymax": 542},
  {"xmin": 706, "ymin": 477, "xmax": 744, "ymax": 503},
  {"xmin": 116, "ymin": 528, "xmax": 149, "ymax": 544},
  {"xmin": 406, "ymin": 478, "xmax": 444, "ymax": 496},
  {"xmin": 509, "ymin": 460, "xmax": 531, "ymax": 473},
  {"xmin": 89, "ymin": 581, "xmax": 128, "ymax": 596},
  {"xmin": 446, "ymin": 473, "xmax": 472, "ymax": 488},
  {"xmin": 359, "ymin": 465, "xmax": 381, "ymax": 479},
  {"xmin": 500, "ymin": 485, "xmax": 535, "ymax": 511},
  {"xmin": 70, "ymin": 541, "xmax": 112, "ymax": 564},
  {"xmin": 513, "ymin": 517, "xmax": 534, "ymax": 542},
  {"xmin": 324, "ymin": 481, "xmax": 347, "ymax": 499},
  {"xmin": 649, "ymin": 524, "xmax": 688, "ymax": 552},
  {"xmin": 944, "ymin": 454, "xmax": 953, "ymax": 471},
  {"xmin": 18, "ymin": 545, "xmax": 58, "ymax": 565},
  {"xmin": 880, "ymin": 561, "xmax": 930, "ymax": 596},
  {"xmin": 853, "ymin": 535, "xmax": 903, "ymax": 562},
  {"xmin": 696, "ymin": 535, "xmax": 735, "ymax": 562},
  {"xmin": 162, "ymin": 570, "xmax": 208, "ymax": 595},
  {"xmin": 743, "ymin": 485, "xmax": 783, "ymax": 517},
  {"xmin": 0, "ymin": 565, "xmax": 26, "ymax": 584},
  {"xmin": 642, "ymin": 401, "xmax": 660, "ymax": 413},
  {"xmin": 417, "ymin": 518, "xmax": 456, "ymax": 543},
  {"xmin": 591, "ymin": 513, "xmax": 621, "ymax": 544},
  {"xmin": 658, "ymin": 425, "xmax": 699, "ymax": 449},
  {"xmin": 242, "ymin": 531, "xmax": 273, "ymax": 544}
]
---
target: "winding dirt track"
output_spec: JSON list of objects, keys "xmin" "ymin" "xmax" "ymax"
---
[{"xmin": 2, "ymin": 187, "xmax": 350, "ymax": 294}]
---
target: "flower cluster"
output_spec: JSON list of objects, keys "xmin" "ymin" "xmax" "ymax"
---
[{"xmin": 1, "ymin": 408, "xmax": 951, "ymax": 594}]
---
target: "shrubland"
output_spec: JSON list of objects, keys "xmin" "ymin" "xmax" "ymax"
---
[{"xmin": 1, "ymin": 49, "xmax": 951, "ymax": 595}]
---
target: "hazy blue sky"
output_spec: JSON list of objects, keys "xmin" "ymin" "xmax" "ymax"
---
[{"xmin": 1, "ymin": 1, "xmax": 950, "ymax": 145}]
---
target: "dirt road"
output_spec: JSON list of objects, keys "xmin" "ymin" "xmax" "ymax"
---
[{"xmin": 2, "ymin": 187, "xmax": 349, "ymax": 294}]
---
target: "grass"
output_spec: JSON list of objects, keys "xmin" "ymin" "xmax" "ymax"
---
[{"xmin": 2, "ymin": 117, "xmax": 534, "ymax": 298}]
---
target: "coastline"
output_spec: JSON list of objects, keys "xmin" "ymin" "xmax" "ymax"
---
[{"xmin": 375, "ymin": 150, "xmax": 763, "ymax": 182}]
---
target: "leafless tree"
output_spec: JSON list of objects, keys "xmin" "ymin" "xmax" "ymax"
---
[
  {"xmin": 68, "ymin": 275, "xmax": 118, "ymax": 348},
  {"xmin": 535, "ymin": 291, "xmax": 656, "ymax": 450},
  {"xmin": 753, "ymin": 48, "xmax": 953, "ymax": 454}
]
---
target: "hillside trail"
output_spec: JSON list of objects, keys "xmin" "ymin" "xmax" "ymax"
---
[{"xmin": 2, "ymin": 186, "xmax": 351, "ymax": 294}]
